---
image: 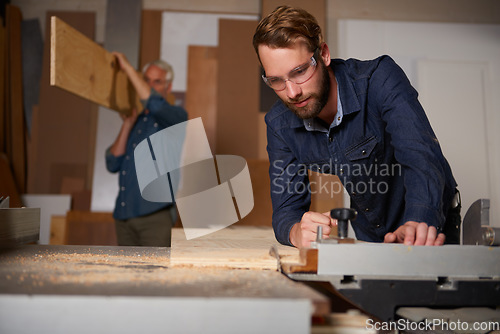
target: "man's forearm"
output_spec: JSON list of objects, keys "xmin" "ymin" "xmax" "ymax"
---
[
  {"xmin": 114, "ymin": 52, "xmax": 151, "ymax": 100},
  {"xmin": 121, "ymin": 63, "xmax": 150, "ymax": 101},
  {"xmin": 109, "ymin": 121, "xmax": 133, "ymax": 157}
]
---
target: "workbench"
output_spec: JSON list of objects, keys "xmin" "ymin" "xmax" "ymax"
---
[{"xmin": 0, "ymin": 227, "xmax": 343, "ymax": 334}]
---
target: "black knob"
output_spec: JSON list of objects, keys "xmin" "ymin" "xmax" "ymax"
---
[{"xmin": 331, "ymin": 208, "xmax": 357, "ymax": 239}]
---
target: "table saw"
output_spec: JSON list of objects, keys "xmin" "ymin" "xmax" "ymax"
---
[
  {"xmin": 1, "ymin": 200, "xmax": 499, "ymax": 333},
  {"xmin": 0, "ymin": 228, "xmax": 335, "ymax": 334},
  {"xmin": 280, "ymin": 199, "xmax": 500, "ymax": 331}
]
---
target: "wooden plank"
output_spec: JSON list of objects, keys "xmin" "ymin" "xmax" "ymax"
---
[
  {"xmin": 139, "ymin": 10, "xmax": 162, "ymax": 69},
  {"xmin": 0, "ymin": 153, "xmax": 22, "ymax": 208},
  {"xmin": 233, "ymin": 159, "xmax": 273, "ymax": 227},
  {"xmin": 60, "ymin": 176, "xmax": 85, "ymax": 195},
  {"xmin": 65, "ymin": 211, "xmax": 117, "ymax": 246},
  {"xmin": 309, "ymin": 171, "xmax": 344, "ymax": 223},
  {"xmin": 31, "ymin": 12, "xmax": 96, "ymax": 194},
  {"xmin": 50, "ymin": 215, "xmax": 67, "ymax": 245},
  {"xmin": 185, "ymin": 45, "xmax": 218, "ymax": 151},
  {"xmin": 49, "ymin": 163, "xmax": 87, "ymax": 193},
  {"xmin": 70, "ymin": 190, "xmax": 91, "ymax": 211},
  {"xmin": 216, "ymin": 19, "xmax": 260, "ymax": 159},
  {"xmin": 170, "ymin": 226, "xmax": 299, "ymax": 270},
  {"xmin": 50, "ymin": 16, "xmax": 140, "ymax": 115},
  {"xmin": 0, "ymin": 17, "xmax": 5, "ymax": 153},
  {"xmin": 6, "ymin": 5, "xmax": 26, "ymax": 193}
]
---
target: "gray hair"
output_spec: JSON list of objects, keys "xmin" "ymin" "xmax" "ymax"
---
[{"xmin": 142, "ymin": 59, "xmax": 174, "ymax": 84}]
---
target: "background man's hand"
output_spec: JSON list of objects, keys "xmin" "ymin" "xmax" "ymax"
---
[
  {"xmin": 290, "ymin": 211, "xmax": 336, "ymax": 248},
  {"xmin": 120, "ymin": 107, "xmax": 138, "ymax": 125},
  {"xmin": 384, "ymin": 221, "xmax": 445, "ymax": 246},
  {"xmin": 112, "ymin": 51, "xmax": 131, "ymax": 71}
]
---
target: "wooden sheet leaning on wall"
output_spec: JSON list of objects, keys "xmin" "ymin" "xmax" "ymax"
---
[
  {"xmin": 185, "ymin": 45, "xmax": 218, "ymax": 151},
  {"xmin": 50, "ymin": 16, "xmax": 141, "ymax": 116},
  {"xmin": 5, "ymin": 5, "xmax": 26, "ymax": 195}
]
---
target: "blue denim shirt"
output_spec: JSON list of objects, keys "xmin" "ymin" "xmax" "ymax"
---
[
  {"xmin": 266, "ymin": 56, "xmax": 457, "ymax": 246},
  {"xmin": 106, "ymin": 90, "xmax": 188, "ymax": 220}
]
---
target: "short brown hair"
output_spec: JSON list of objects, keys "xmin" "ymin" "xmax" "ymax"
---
[{"xmin": 253, "ymin": 6, "xmax": 323, "ymax": 56}]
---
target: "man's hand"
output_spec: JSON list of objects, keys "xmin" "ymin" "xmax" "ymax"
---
[
  {"xmin": 384, "ymin": 221, "xmax": 445, "ymax": 246},
  {"xmin": 290, "ymin": 211, "xmax": 336, "ymax": 248},
  {"xmin": 112, "ymin": 51, "xmax": 151, "ymax": 100},
  {"xmin": 120, "ymin": 108, "xmax": 138, "ymax": 126},
  {"xmin": 112, "ymin": 52, "xmax": 132, "ymax": 71},
  {"xmin": 109, "ymin": 108, "xmax": 138, "ymax": 157}
]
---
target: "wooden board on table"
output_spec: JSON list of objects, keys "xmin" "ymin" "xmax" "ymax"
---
[
  {"xmin": 50, "ymin": 16, "xmax": 141, "ymax": 115},
  {"xmin": 170, "ymin": 226, "xmax": 299, "ymax": 270}
]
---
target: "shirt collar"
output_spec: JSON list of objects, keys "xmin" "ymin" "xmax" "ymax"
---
[
  {"xmin": 288, "ymin": 59, "xmax": 360, "ymax": 129},
  {"xmin": 303, "ymin": 75, "xmax": 344, "ymax": 132}
]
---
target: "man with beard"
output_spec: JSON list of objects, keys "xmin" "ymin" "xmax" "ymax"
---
[
  {"xmin": 253, "ymin": 6, "xmax": 460, "ymax": 248},
  {"xmin": 106, "ymin": 53, "xmax": 187, "ymax": 246}
]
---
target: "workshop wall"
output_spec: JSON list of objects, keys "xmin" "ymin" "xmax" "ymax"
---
[{"xmin": 6, "ymin": 0, "xmax": 499, "ymax": 245}]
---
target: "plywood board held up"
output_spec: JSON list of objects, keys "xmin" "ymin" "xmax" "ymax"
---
[{"xmin": 50, "ymin": 16, "xmax": 140, "ymax": 115}]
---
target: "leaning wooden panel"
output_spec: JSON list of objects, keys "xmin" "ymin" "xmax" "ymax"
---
[
  {"xmin": 6, "ymin": 5, "xmax": 26, "ymax": 193},
  {"xmin": 216, "ymin": 19, "xmax": 260, "ymax": 159},
  {"xmin": 185, "ymin": 46, "xmax": 218, "ymax": 151},
  {"xmin": 0, "ymin": 19, "xmax": 5, "ymax": 153},
  {"xmin": 50, "ymin": 16, "xmax": 140, "ymax": 115},
  {"xmin": 139, "ymin": 10, "xmax": 162, "ymax": 69}
]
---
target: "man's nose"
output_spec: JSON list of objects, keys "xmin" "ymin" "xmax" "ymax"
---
[{"xmin": 285, "ymin": 80, "xmax": 302, "ymax": 99}]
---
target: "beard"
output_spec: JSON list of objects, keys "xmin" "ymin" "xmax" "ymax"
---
[{"xmin": 283, "ymin": 59, "xmax": 331, "ymax": 120}]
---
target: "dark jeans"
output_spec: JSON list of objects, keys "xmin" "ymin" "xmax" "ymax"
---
[{"xmin": 115, "ymin": 208, "xmax": 173, "ymax": 247}]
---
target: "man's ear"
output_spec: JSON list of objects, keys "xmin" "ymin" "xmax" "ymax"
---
[
  {"xmin": 166, "ymin": 82, "xmax": 173, "ymax": 94},
  {"xmin": 319, "ymin": 43, "xmax": 331, "ymax": 66}
]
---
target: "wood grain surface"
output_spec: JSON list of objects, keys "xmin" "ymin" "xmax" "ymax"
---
[
  {"xmin": 171, "ymin": 226, "xmax": 299, "ymax": 270},
  {"xmin": 50, "ymin": 16, "xmax": 141, "ymax": 115}
]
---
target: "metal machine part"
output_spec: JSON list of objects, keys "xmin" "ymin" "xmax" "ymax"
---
[
  {"xmin": 463, "ymin": 199, "xmax": 500, "ymax": 246},
  {"xmin": 285, "ymin": 200, "xmax": 500, "ymax": 321},
  {"xmin": 331, "ymin": 208, "xmax": 357, "ymax": 239},
  {"xmin": 288, "ymin": 242, "xmax": 500, "ymax": 321}
]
